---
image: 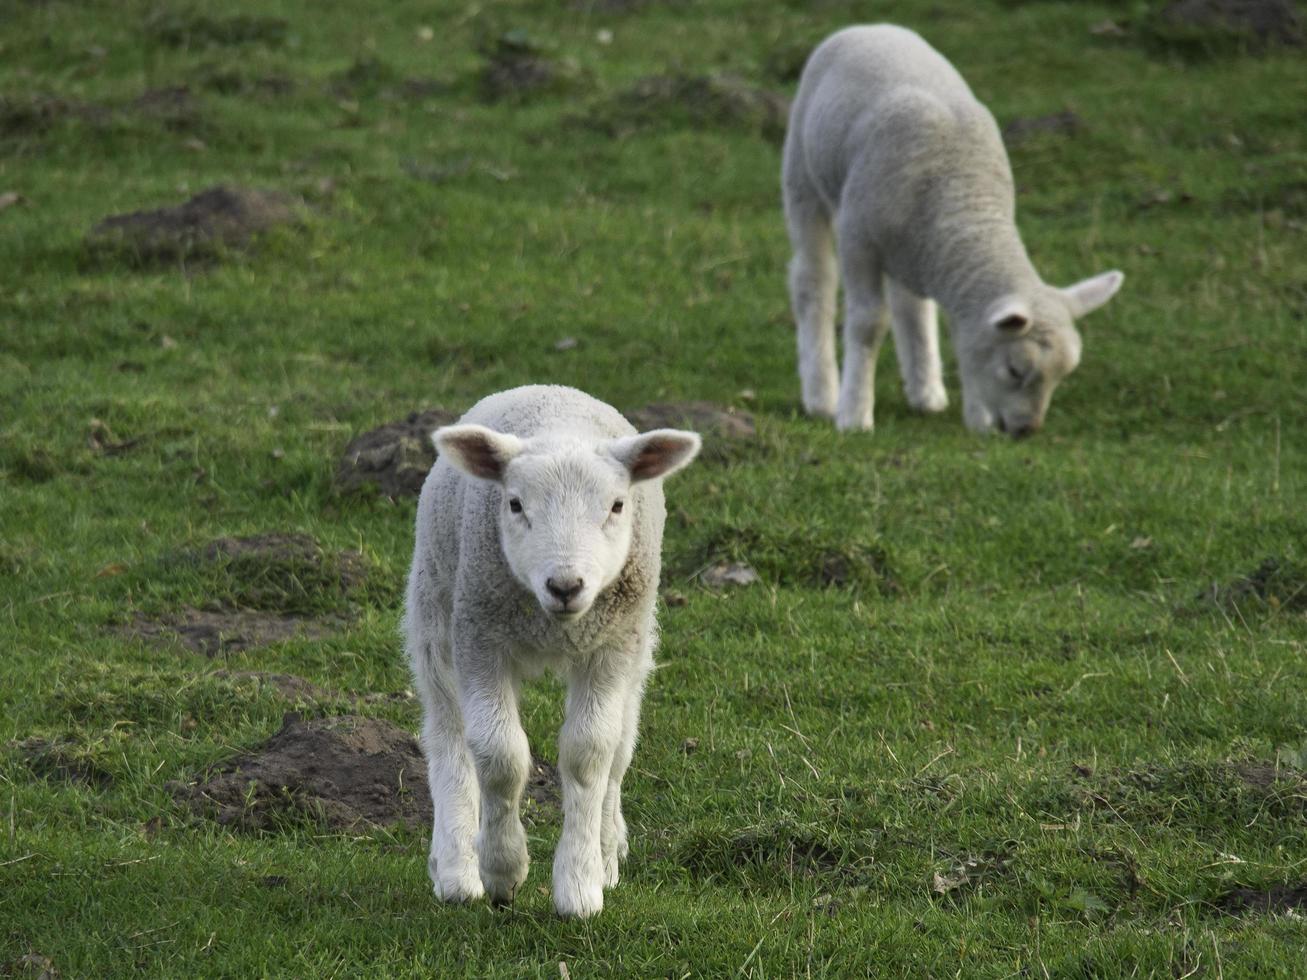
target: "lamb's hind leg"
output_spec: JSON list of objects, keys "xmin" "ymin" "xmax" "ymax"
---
[
  {"xmin": 887, "ymin": 277, "xmax": 948, "ymax": 413},
  {"xmin": 410, "ymin": 632, "xmax": 483, "ymax": 903},
  {"xmin": 835, "ymin": 226, "xmax": 889, "ymax": 432},
  {"xmin": 784, "ymin": 182, "xmax": 839, "ymax": 419}
]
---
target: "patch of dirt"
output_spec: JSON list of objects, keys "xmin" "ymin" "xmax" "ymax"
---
[
  {"xmin": 0, "ymin": 93, "xmax": 109, "ymax": 137},
  {"xmin": 1198, "ymin": 556, "xmax": 1307, "ymax": 614},
  {"xmin": 526, "ymin": 755, "xmax": 560, "ymax": 807},
  {"xmin": 677, "ymin": 822, "xmax": 859, "ymax": 887},
  {"xmin": 121, "ymin": 607, "xmax": 345, "ymax": 657},
  {"xmin": 12, "ymin": 737, "xmax": 114, "ymax": 789},
  {"xmin": 1002, "ymin": 109, "xmax": 1083, "ymax": 144},
  {"xmin": 1142, "ymin": 0, "xmax": 1303, "ymax": 55},
  {"xmin": 129, "ymin": 86, "xmax": 201, "ymax": 130},
  {"xmin": 1220, "ymin": 882, "xmax": 1307, "ymax": 914},
  {"xmin": 173, "ymin": 713, "xmax": 560, "ymax": 831},
  {"xmin": 3, "ymin": 953, "xmax": 58, "ymax": 980},
  {"xmin": 931, "ymin": 849, "xmax": 1016, "ymax": 897},
  {"xmin": 596, "ymin": 73, "xmax": 790, "ymax": 143},
  {"xmin": 145, "ymin": 12, "xmax": 289, "ymax": 49},
  {"xmin": 627, "ymin": 401, "xmax": 756, "ymax": 464},
  {"xmin": 700, "ymin": 561, "xmax": 760, "ymax": 589},
  {"xmin": 480, "ymin": 31, "xmax": 581, "ymax": 103},
  {"xmin": 335, "ymin": 408, "xmax": 457, "ymax": 498},
  {"xmin": 85, "ymin": 185, "xmax": 299, "ymax": 266}
]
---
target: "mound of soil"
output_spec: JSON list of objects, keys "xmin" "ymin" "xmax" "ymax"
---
[
  {"xmin": 335, "ymin": 408, "xmax": 457, "ymax": 498},
  {"xmin": 86, "ymin": 185, "xmax": 298, "ymax": 265},
  {"xmin": 146, "ymin": 12, "xmax": 289, "ymax": 49},
  {"xmin": 602, "ymin": 73, "xmax": 790, "ymax": 143},
  {"xmin": 174, "ymin": 714, "xmax": 559, "ymax": 831},
  {"xmin": 480, "ymin": 32, "xmax": 580, "ymax": 103},
  {"xmin": 1002, "ymin": 110, "xmax": 1083, "ymax": 144},
  {"xmin": 175, "ymin": 714, "xmax": 430, "ymax": 831},
  {"xmin": 627, "ymin": 401, "xmax": 757, "ymax": 464},
  {"xmin": 12, "ymin": 737, "xmax": 114, "ymax": 789},
  {"xmin": 122, "ymin": 607, "xmax": 345, "ymax": 657},
  {"xmin": 1157, "ymin": 0, "xmax": 1302, "ymax": 47},
  {"xmin": 1199, "ymin": 556, "xmax": 1307, "ymax": 613},
  {"xmin": 0, "ymin": 93, "xmax": 109, "ymax": 137},
  {"xmin": 1221, "ymin": 882, "xmax": 1307, "ymax": 914}
]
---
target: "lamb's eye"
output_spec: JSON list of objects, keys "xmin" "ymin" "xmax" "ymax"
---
[
  {"xmin": 1007, "ymin": 364, "xmax": 1025, "ymax": 384},
  {"xmin": 611, "ymin": 500, "xmax": 624, "ymax": 515},
  {"xmin": 508, "ymin": 498, "xmax": 523, "ymax": 514}
]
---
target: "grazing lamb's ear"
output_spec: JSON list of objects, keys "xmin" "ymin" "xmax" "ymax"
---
[
  {"xmin": 433, "ymin": 425, "xmax": 523, "ymax": 482},
  {"xmin": 609, "ymin": 429, "xmax": 701, "ymax": 483},
  {"xmin": 987, "ymin": 296, "xmax": 1032, "ymax": 334},
  {"xmin": 1061, "ymin": 270, "xmax": 1124, "ymax": 318}
]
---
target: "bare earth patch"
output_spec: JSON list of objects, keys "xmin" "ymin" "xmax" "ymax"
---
[
  {"xmin": 480, "ymin": 32, "xmax": 583, "ymax": 103},
  {"xmin": 173, "ymin": 714, "xmax": 558, "ymax": 831},
  {"xmin": 86, "ymin": 185, "xmax": 298, "ymax": 265},
  {"xmin": 1158, "ymin": 0, "xmax": 1302, "ymax": 47},
  {"xmin": 1198, "ymin": 556, "xmax": 1307, "ymax": 614},
  {"xmin": 121, "ymin": 607, "xmax": 345, "ymax": 657},
  {"xmin": 1221, "ymin": 882, "xmax": 1307, "ymax": 914},
  {"xmin": 596, "ymin": 74, "xmax": 790, "ymax": 143},
  {"xmin": 335, "ymin": 408, "xmax": 456, "ymax": 498},
  {"xmin": 12, "ymin": 737, "xmax": 114, "ymax": 789}
]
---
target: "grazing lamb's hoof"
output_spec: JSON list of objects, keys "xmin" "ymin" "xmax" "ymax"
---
[
  {"xmin": 908, "ymin": 386, "xmax": 949, "ymax": 414},
  {"xmin": 836, "ymin": 406, "xmax": 873, "ymax": 432},
  {"xmin": 554, "ymin": 879, "xmax": 605, "ymax": 919},
  {"xmin": 433, "ymin": 873, "xmax": 485, "ymax": 904}
]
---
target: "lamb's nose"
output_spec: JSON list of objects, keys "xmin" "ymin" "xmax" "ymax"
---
[
  {"xmin": 1010, "ymin": 420, "xmax": 1041, "ymax": 440},
  {"xmin": 546, "ymin": 577, "xmax": 584, "ymax": 604}
]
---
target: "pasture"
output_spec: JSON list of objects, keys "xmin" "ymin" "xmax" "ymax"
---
[{"xmin": 2, "ymin": 0, "xmax": 1305, "ymax": 975}]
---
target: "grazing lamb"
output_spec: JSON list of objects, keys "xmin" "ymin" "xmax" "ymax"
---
[
  {"xmin": 783, "ymin": 24, "xmax": 1124, "ymax": 437},
  {"xmin": 404, "ymin": 384, "xmax": 700, "ymax": 918}
]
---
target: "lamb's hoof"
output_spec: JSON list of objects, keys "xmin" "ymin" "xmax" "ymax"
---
[
  {"xmin": 602, "ymin": 853, "xmax": 621, "ymax": 889},
  {"xmin": 801, "ymin": 387, "xmax": 838, "ymax": 420},
  {"xmin": 481, "ymin": 869, "xmax": 527, "ymax": 907},
  {"xmin": 908, "ymin": 387, "xmax": 949, "ymax": 414},
  {"xmin": 554, "ymin": 880, "xmax": 605, "ymax": 919},
  {"xmin": 434, "ymin": 873, "xmax": 485, "ymax": 904},
  {"xmin": 835, "ymin": 410, "xmax": 873, "ymax": 433}
]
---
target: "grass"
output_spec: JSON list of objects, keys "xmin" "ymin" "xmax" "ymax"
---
[{"xmin": 2, "ymin": 0, "xmax": 1306, "ymax": 975}]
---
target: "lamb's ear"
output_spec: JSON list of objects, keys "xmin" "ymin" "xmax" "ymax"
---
[
  {"xmin": 987, "ymin": 296, "xmax": 1032, "ymax": 335},
  {"xmin": 433, "ymin": 424, "xmax": 523, "ymax": 482},
  {"xmin": 609, "ymin": 429, "xmax": 701, "ymax": 483},
  {"xmin": 1061, "ymin": 270, "xmax": 1124, "ymax": 318}
]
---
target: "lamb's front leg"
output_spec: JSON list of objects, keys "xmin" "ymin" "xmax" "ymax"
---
[
  {"xmin": 887, "ymin": 277, "xmax": 948, "ymax": 414},
  {"xmin": 600, "ymin": 640, "xmax": 653, "ymax": 889},
  {"xmin": 460, "ymin": 667, "xmax": 531, "ymax": 905},
  {"xmin": 553, "ymin": 657, "xmax": 632, "ymax": 918}
]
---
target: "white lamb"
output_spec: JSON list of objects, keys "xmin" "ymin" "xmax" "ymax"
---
[
  {"xmin": 404, "ymin": 384, "xmax": 700, "ymax": 918},
  {"xmin": 783, "ymin": 24, "xmax": 1124, "ymax": 437}
]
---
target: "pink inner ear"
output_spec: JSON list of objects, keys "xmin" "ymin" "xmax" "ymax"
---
[
  {"xmin": 629, "ymin": 438, "xmax": 676, "ymax": 481},
  {"xmin": 447, "ymin": 435, "xmax": 502, "ymax": 479}
]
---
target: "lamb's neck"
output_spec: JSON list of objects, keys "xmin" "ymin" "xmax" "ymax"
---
[{"xmin": 926, "ymin": 200, "xmax": 1042, "ymax": 323}]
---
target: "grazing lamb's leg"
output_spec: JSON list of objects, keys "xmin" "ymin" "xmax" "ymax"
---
[
  {"xmin": 553, "ymin": 654, "xmax": 634, "ymax": 918},
  {"xmin": 887, "ymin": 277, "xmax": 948, "ymax": 413},
  {"xmin": 600, "ymin": 634, "xmax": 654, "ymax": 888},
  {"xmin": 414, "ymin": 652, "xmax": 483, "ymax": 903},
  {"xmin": 835, "ymin": 227, "xmax": 889, "ymax": 432},
  {"xmin": 459, "ymin": 661, "xmax": 530, "ymax": 905},
  {"xmin": 784, "ymin": 184, "xmax": 839, "ymax": 419}
]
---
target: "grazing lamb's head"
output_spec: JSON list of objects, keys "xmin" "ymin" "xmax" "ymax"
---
[
  {"xmin": 435, "ymin": 424, "xmax": 701, "ymax": 619},
  {"xmin": 957, "ymin": 270, "xmax": 1124, "ymax": 438}
]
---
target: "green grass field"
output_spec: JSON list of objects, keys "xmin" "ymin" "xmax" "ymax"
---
[{"xmin": 3, "ymin": 0, "xmax": 1306, "ymax": 975}]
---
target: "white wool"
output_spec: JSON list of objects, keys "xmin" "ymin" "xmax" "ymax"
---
[
  {"xmin": 783, "ymin": 24, "xmax": 1123, "ymax": 436},
  {"xmin": 404, "ymin": 384, "xmax": 699, "ymax": 918}
]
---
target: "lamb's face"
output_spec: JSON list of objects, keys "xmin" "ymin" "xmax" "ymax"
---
[
  {"xmin": 498, "ymin": 449, "xmax": 636, "ymax": 619},
  {"xmin": 434, "ymin": 423, "xmax": 701, "ymax": 621},
  {"xmin": 959, "ymin": 271, "xmax": 1123, "ymax": 438}
]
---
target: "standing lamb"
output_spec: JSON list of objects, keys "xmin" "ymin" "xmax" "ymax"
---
[
  {"xmin": 404, "ymin": 384, "xmax": 700, "ymax": 918},
  {"xmin": 783, "ymin": 24, "xmax": 1124, "ymax": 437}
]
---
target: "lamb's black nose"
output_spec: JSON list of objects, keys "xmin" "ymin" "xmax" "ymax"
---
[{"xmin": 546, "ymin": 577, "xmax": 584, "ymax": 604}]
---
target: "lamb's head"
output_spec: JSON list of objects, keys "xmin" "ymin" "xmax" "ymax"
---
[
  {"xmin": 957, "ymin": 270, "xmax": 1124, "ymax": 438},
  {"xmin": 435, "ymin": 424, "xmax": 701, "ymax": 619}
]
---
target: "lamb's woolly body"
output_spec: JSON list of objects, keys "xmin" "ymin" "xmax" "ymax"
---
[
  {"xmin": 405, "ymin": 384, "xmax": 693, "ymax": 919},
  {"xmin": 784, "ymin": 25, "xmax": 1122, "ymax": 435}
]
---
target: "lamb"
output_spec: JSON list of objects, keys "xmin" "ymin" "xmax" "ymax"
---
[
  {"xmin": 783, "ymin": 24, "xmax": 1124, "ymax": 437},
  {"xmin": 403, "ymin": 384, "xmax": 700, "ymax": 918}
]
